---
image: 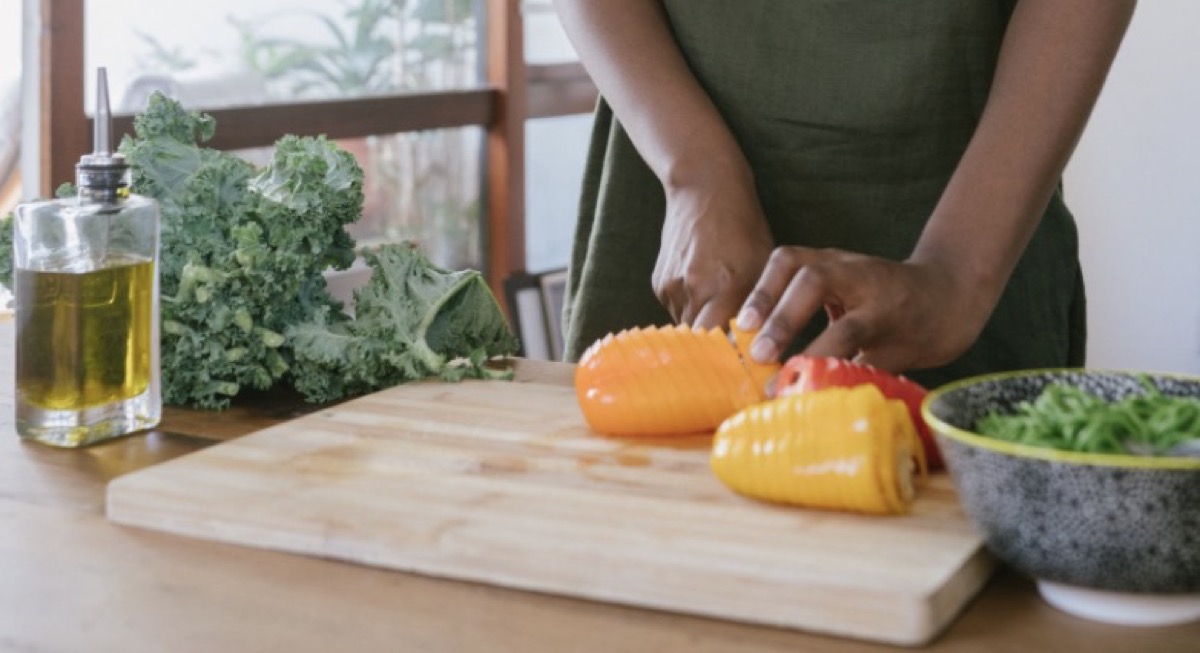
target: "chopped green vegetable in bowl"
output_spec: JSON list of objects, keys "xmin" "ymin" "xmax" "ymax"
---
[{"xmin": 975, "ymin": 376, "xmax": 1200, "ymax": 457}]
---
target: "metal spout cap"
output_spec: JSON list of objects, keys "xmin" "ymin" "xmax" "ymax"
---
[{"xmin": 78, "ymin": 66, "xmax": 129, "ymax": 191}]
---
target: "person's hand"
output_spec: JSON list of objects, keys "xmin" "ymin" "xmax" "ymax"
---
[
  {"xmin": 735, "ymin": 247, "xmax": 996, "ymax": 373},
  {"xmin": 653, "ymin": 174, "xmax": 774, "ymax": 329}
]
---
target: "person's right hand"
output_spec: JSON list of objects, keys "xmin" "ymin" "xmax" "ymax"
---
[
  {"xmin": 653, "ymin": 169, "xmax": 775, "ymax": 330},
  {"xmin": 735, "ymin": 246, "xmax": 990, "ymax": 374}
]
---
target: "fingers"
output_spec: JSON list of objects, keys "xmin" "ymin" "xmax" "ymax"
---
[
  {"xmin": 656, "ymin": 273, "xmax": 714, "ymax": 327},
  {"xmin": 693, "ymin": 292, "xmax": 742, "ymax": 331},
  {"xmin": 739, "ymin": 247, "xmax": 831, "ymax": 362},
  {"xmin": 736, "ymin": 248, "xmax": 800, "ymax": 330},
  {"xmin": 691, "ymin": 263, "xmax": 747, "ymax": 328},
  {"xmin": 801, "ymin": 313, "xmax": 869, "ymax": 361},
  {"xmin": 679, "ymin": 275, "xmax": 705, "ymax": 326},
  {"xmin": 733, "ymin": 247, "xmax": 981, "ymax": 374},
  {"xmin": 652, "ymin": 259, "xmax": 688, "ymax": 323},
  {"xmin": 853, "ymin": 345, "xmax": 912, "ymax": 375},
  {"xmin": 656, "ymin": 280, "xmax": 685, "ymax": 324},
  {"xmin": 659, "ymin": 262, "xmax": 756, "ymax": 329}
]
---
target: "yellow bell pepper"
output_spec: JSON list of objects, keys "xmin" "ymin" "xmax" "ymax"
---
[{"xmin": 711, "ymin": 384, "xmax": 925, "ymax": 515}]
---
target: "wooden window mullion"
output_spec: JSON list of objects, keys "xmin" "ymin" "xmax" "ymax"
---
[
  {"xmin": 39, "ymin": 0, "xmax": 87, "ymax": 197},
  {"xmin": 484, "ymin": 0, "xmax": 527, "ymax": 305},
  {"xmin": 109, "ymin": 90, "xmax": 498, "ymax": 152}
]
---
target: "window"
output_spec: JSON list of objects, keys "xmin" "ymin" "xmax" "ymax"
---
[
  {"xmin": 84, "ymin": 0, "xmax": 489, "ymax": 268},
  {"xmin": 523, "ymin": 0, "xmax": 591, "ymax": 275},
  {"xmin": 22, "ymin": 0, "xmax": 597, "ymax": 310}
]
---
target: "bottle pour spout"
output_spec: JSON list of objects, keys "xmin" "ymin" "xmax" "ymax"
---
[
  {"xmin": 77, "ymin": 67, "xmax": 129, "ymax": 195},
  {"xmin": 94, "ymin": 67, "xmax": 112, "ymax": 157}
]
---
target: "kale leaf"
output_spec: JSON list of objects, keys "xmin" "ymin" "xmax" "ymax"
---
[{"xmin": 287, "ymin": 243, "xmax": 518, "ymax": 404}]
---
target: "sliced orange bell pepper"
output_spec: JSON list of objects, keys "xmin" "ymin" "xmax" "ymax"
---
[
  {"xmin": 711, "ymin": 384, "xmax": 926, "ymax": 515},
  {"xmin": 575, "ymin": 320, "xmax": 780, "ymax": 437}
]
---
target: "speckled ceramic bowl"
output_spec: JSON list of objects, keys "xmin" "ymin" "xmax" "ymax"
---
[{"xmin": 922, "ymin": 369, "xmax": 1200, "ymax": 625}]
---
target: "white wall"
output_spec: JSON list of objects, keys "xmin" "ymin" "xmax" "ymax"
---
[{"xmin": 1064, "ymin": 1, "xmax": 1200, "ymax": 375}]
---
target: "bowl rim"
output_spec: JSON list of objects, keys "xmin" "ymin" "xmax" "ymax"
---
[{"xmin": 921, "ymin": 367, "xmax": 1200, "ymax": 470}]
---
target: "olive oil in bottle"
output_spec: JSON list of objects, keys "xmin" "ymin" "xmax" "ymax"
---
[
  {"xmin": 16, "ymin": 257, "xmax": 154, "ymax": 410},
  {"xmin": 12, "ymin": 68, "xmax": 161, "ymax": 446}
]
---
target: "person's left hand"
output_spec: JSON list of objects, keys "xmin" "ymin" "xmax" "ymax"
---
[{"xmin": 735, "ymin": 246, "xmax": 995, "ymax": 373}]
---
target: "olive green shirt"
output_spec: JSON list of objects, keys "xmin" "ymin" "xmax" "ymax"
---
[{"xmin": 562, "ymin": 0, "xmax": 1085, "ymax": 389}]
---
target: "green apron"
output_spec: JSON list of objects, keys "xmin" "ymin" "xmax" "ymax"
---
[{"xmin": 562, "ymin": 0, "xmax": 1086, "ymax": 389}]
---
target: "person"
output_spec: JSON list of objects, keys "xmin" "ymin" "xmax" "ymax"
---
[{"xmin": 554, "ymin": 0, "xmax": 1137, "ymax": 389}]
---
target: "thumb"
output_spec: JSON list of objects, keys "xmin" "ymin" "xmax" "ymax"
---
[
  {"xmin": 801, "ymin": 315, "xmax": 867, "ymax": 362},
  {"xmin": 853, "ymin": 345, "xmax": 914, "ymax": 376}
]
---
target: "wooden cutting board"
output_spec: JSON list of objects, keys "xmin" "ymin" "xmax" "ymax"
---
[{"xmin": 106, "ymin": 373, "xmax": 995, "ymax": 645}]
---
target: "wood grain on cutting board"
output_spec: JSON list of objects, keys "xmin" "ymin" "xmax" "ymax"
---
[{"xmin": 106, "ymin": 375, "xmax": 995, "ymax": 646}]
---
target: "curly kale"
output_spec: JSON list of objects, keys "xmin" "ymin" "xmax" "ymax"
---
[
  {"xmin": 115, "ymin": 93, "xmax": 360, "ymax": 407},
  {"xmin": 0, "ymin": 213, "xmax": 11, "ymax": 294},
  {"xmin": 112, "ymin": 92, "xmax": 514, "ymax": 408}
]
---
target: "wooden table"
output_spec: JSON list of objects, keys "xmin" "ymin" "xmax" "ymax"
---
[{"xmin": 2, "ymin": 316, "xmax": 1196, "ymax": 652}]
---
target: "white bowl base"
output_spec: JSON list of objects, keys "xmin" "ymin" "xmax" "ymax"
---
[{"xmin": 1038, "ymin": 580, "xmax": 1200, "ymax": 626}]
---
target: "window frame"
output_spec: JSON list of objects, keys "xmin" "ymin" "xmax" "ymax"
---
[{"xmin": 33, "ymin": 0, "xmax": 596, "ymax": 305}]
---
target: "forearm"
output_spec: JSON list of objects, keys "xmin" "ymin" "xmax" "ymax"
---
[
  {"xmin": 554, "ymin": 0, "xmax": 750, "ymax": 188},
  {"xmin": 912, "ymin": 0, "xmax": 1136, "ymax": 308}
]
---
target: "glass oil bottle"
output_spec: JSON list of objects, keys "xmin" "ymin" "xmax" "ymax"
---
[{"xmin": 13, "ymin": 68, "xmax": 161, "ymax": 446}]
